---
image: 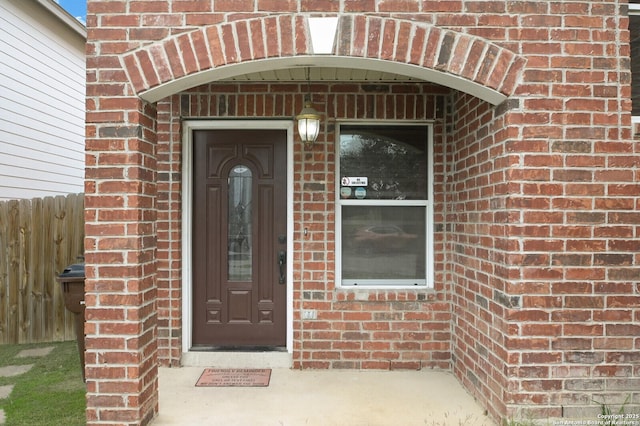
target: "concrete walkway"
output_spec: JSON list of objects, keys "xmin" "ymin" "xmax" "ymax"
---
[{"xmin": 155, "ymin": 367, "xmax": 496, "ymax": 426}]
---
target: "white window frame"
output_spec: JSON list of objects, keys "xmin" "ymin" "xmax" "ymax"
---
[{"xmin": 335, "ymin": 121, "xmax": 434, "ymax": 289}]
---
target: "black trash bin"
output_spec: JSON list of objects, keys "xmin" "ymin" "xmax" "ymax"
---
[{"xmin": 57, "ymin": 262, "xmax": 86, "ymax": 382}]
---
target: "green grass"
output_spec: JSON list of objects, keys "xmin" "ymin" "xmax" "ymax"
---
[{"xmin": 0, "ymin": 341, "xmax": 85, "ymax": 426}]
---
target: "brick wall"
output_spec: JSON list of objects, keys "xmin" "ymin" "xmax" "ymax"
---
[
  {"xmin": 86, "ymin": 1, "xmax": 638, "ymax": 424},
  {"xmin": 443, "ymin": 3, "xmax": 639, "ymax": 420},
  {"xmin": 155, "ymin": 82, "xmax": 453, "ymax": 370},
  {"xmin": 447, "ymin": 92, "xmax": 518, "ymax": 420}
]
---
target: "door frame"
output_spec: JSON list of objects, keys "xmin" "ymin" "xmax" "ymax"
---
[{"xmin": 181, "ymin": 120, "xmax": 294, "ymax": 354}]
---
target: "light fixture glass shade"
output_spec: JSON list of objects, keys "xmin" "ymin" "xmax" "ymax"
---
[{"xmin": 296, "ymin": 101, "xmax": 321, "ymax": 145}]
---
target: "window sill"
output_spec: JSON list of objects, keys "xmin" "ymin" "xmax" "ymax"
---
[{"xmin": 334, "ymin": 287, "xmax": 438, "ymax": 303}]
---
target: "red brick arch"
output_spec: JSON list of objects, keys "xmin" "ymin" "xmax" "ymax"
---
[{"xmin": 121, "ymin": 14, "xmax": 525, "ymax": 105}]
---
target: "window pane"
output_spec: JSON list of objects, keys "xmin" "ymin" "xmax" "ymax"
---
[
  {"xmin": 631, "ymin": 14, "xmax": 640, "ymax": 116},
  {"xmin": 342, "ymin": 206, "xmax": 426, "ymax": 283},
  {"xmin": 228, "ymin": 165, "xmax": 252, "ymax": 281},
  {"xmin": 340, "ymin": 125, "xmax": 428, "ymax": 200}
]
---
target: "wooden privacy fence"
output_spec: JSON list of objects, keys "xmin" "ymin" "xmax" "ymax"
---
[{"xmin": 0, "ymin": 193, "xmax": 84, "ymax": 344}]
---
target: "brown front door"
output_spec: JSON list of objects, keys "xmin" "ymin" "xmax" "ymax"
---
[{"xmin": 192, "ymin": 129, "xmax": 287, "ymax": 347}]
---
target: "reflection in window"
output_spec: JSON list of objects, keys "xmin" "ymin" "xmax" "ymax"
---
[
  {"xmin": 228, "ymin": 165, "xmax": 252, "ymax": 281},
  {"xmin": 340, "ymin": 126, "xmax": 428, "ymax": 200},
  {"xmin": 342, "ymin": 206, "xmax": 426, "ymax": 282}
]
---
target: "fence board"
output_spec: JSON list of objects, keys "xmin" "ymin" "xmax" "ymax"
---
[
  {"xmin": 0, "ymin": 194, "xmax": 84, "ymax": 344},
  {"xmin": 53, "ymin": 196, "xmax": 65, "ymax": 341},
  {"xmin": 30, "ymin": 197, "xmax": 43, "ymax": 343},
  {"xmin": 18, "ymin": 199, "xmax": 30, "ymax": 343},
  {"xmin": 7, "ymin": 201, "xmax": 19, "ymax": 343}
]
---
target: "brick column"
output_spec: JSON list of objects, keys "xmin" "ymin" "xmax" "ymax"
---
[
  {"xmin": 450, "ymin": 6, "xmax": 640, "ymax": 421},
  {"xmin": 84, "ymin": 95, "xmax": 159, "ymax": 424}
]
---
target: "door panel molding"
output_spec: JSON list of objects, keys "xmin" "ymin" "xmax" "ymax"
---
[{"xmin": 182, "ymin": 120, "xmax": 294, "ymax": 354}]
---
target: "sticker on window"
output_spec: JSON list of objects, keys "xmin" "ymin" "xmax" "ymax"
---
[
  {"xmin": 340, "ymin": 187, "xmax": 352, "ymax": 198},
  {"xmin": 341, "ymin": 177, "xmax": 368, "ymax": 187}
]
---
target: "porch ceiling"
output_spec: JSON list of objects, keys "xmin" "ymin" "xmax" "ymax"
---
[
  {"xmin": 221, "ymin": 66, "xmax": 421, "ymax": 83},
  {"xmin": 148, "ymin": 55, "xmax": 501, "ymax": 103}
]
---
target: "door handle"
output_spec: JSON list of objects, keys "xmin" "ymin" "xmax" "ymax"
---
[{"xmin": 278, "ymin": 250, "xmax": 286, "ymax": 284}]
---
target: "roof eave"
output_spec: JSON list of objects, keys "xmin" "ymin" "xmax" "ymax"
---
[{"xmin": 33, "ymin": 0, "xmax": 86, "ymax": 39}]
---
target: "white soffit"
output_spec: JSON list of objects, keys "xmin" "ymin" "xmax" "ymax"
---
[
  {"xmin": 139, "ymin": 56, "xmax": 507, "ymax": 106},
  {"xmin": 308, "ymin": 17, "xmax": 338, "ymax": 54}
]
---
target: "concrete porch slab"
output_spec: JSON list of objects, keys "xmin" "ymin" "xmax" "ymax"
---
[{"xmin": 154, "ymin": 367, "xmax": 496, "ymax": 425}]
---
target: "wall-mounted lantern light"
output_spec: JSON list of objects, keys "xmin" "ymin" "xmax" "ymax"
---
[
  {"xmin": 296, "ymin": 68, "xmax": 321, "ymax": 149},
  {"xmin": 296, "ymin": 95, "xmax": 321, "ymax": 149}
]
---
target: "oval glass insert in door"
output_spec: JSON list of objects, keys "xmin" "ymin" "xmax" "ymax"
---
[{"xmin": 228, "ymin": 165, "xmax": 252, "ymax": 281}]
